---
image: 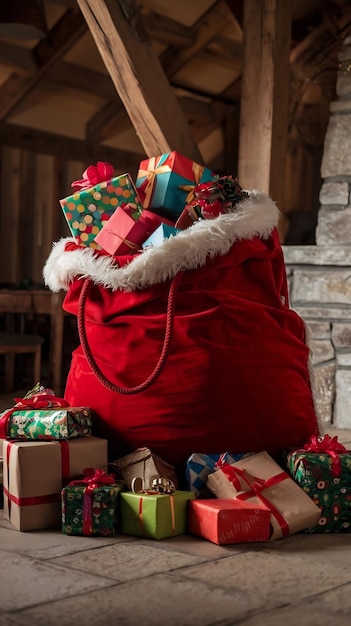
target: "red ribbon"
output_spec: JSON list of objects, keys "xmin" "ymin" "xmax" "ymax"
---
[
  {"xmin": 138, "ymin": 493, "xmax": 176, "ymax": 538},
  {"xmin": 68, "ymin": 468, "xmax": 116, "ymax": 535},
  {"xmin": 215, "ymin": 457, "xmax": 290, "ymax": 537},
  {"xmin": 0, "ymin": 392, "xmax": 69, "ymax": 439},
  {"xmin": 302, "ymin": 434, "xmax": 347, "ymax": 477},
  {"xmin": 71, "ymin": 162, "xmax": 114, "ymax": 191}
]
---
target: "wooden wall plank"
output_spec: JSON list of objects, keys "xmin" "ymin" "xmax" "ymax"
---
[{"xmin": 0, "ymin": 148, "xmax": 21, "ymax": 285}]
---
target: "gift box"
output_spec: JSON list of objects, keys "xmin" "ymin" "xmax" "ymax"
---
[
  {"xmin": 187, "ymin": 498, "xmax": 271, "ymax": 545},
  {"xmin": 0, "ymin": 385, "xmax": 90, "ymax": 441},
  {"xmin": 3, "ymin": 436, "xmax": 108, "ymax": 531},
  {"xmin": 119, "ymin": 490, "xmax": 194, "ymax": 539},
  {"xmin": 207, "ymin": 451, "xmax": 321, "ymax": 540},
  {"xmin": 94, "ymin": 203, "xmax": 174, "ymax": 255},
  {"xmin": 62, "ymin": 469, "xmax": 124, "ymax": 536},
  {"xmin": 110, "ymin": 447, "xmax": 178, "ymax": 491},
  {"xmin": 60, "ymin": 161, "xmax": 143, "ymax": 248},
  {"xmin": 4, "ymin": 407, "xmax": 92, "ymax": 440},
  {"xmin": 142, "ymin": 223, "xmax": 180, "ymax": 249},
  {"xmin": 135, "ymin": 151, "xmax": 214, "ymax": 220},
  {"xmin": 286, "ymin": 435, "xmax": 351, "ymax": 532},
  {"xmin": 185, "ymin": 452, "xmax": 247, "ymax": 499}
]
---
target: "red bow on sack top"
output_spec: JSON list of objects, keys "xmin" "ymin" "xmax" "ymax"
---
[
  {"xmin": 0, "ymin": 385, "xmax": 69, "ymax": 439},
  {"xmin": 303, "ymin": 434, "xmax": 348, "ymax": 477},
  {"xmin": 71, "ymin": 162, "xmax": 114, "ymax": 191},
  {"xmin": 69, "ymin": 467, "xmax": 116, "ymax": 491}
]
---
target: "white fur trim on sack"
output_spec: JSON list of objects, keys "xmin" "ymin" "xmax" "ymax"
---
[{"xmin": 43, "ymin": 189, "xmax": 279, "ymax": 292}]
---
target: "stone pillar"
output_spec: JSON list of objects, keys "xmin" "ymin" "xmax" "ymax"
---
[{"xmin": 283, "ymin": 36, "xmax": 351, "ymax": 429}]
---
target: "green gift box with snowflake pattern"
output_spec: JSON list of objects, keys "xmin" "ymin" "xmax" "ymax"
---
[
  {"xmin": 6, "ymin": 408, "xmax": 92, "ymax": 440},
  {"xmin": 286, "ymin": 437, "xmax": 351, "ymax": 532},
  {"xmin": 61, "ymin": 475, "xmax": 124, "ymax": 536}
]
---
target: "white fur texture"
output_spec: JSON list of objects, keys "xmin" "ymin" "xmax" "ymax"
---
[{"xmin": 43, "ymin": 189, "xmax": 279, "ymax": 292}]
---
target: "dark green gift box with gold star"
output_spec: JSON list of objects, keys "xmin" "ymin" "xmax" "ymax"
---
[
  {"xmin": 61, "ymin": 469, "xmax": 124, "ymax": 536},
  {"xmin": 286, "ymin": 435, "xmax": 351, "ymax": 532}
]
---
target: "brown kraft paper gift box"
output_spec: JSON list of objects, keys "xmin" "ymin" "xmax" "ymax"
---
[
  {"xmin": 3, "ymin": 436, "xmax": 108, "ymax": 531},
  {"xmin": 110, "ymin": 447, "xmax": 178, "ymax": 491},
  {"xmin": 207, "ymin": 451, "xmax": 321, "ymax": 540}
]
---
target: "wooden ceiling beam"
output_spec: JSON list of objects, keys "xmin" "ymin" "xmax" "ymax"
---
[
  {"xmin": 0, "ymin": 41, "xmax": 38, "ymax": 76},
  {"xmin": 76, "ymin": 0, "xmax": 202, "ymax": 160},
  {"xmin": 159, "ymin": 0, "xmax": 237, "ymax": 77},
  {"xmin": 142, "ymin": 12, "xmax": 194, "ymax": 48},
  {"xmin": 45, "ymin": 61, "xmax": 117, "ymax": 99},
  {"xmin": 86, "ymin": 92, "xmax": 217, "ymax": 144},
  {"xmin": 86, "ymin": 100, "xmax": 129, "ymax": 144},
  {"xmin": 0, "ymin": 120, "xmax": 142, "ymax": 171},
  {"xmin": 0, "ymin": 10, "xmax": 88, "ymax": 119}
]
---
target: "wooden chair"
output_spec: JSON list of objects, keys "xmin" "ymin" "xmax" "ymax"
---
[{"xmin": 0, "ymin": 332, "xmax": 44, "ymax": 392}]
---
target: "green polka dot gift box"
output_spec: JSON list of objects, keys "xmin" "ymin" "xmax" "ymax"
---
[
  {"xmin": 286, "ymin": 435, "xmax": 351, "ymax": 532},
  {"xmin": 60, "ymin": 162, "xmax": 143, "ymax": 248}
]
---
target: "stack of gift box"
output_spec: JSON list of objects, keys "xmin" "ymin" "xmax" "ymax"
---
[
  {"xmin": 59, "ymin": 151, "xmax": 249, "ymax": 254},
  {"xmin": 1, "ymin": 383, "xmax": 350, "ymax": 542},
  {"xmin": 0, "ymin": 384, "xmax": 112, "ymax": 533}
]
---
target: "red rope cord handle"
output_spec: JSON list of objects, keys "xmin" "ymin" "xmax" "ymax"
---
[{"xmin": 77, "ymin": 273, "xmax": 183, "ymax": 395}]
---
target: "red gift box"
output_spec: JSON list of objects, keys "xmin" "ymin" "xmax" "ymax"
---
[
  {"xmin": 94, "ymin": 203, "xmax": 174, "ymax": 255},
  {"xmin": 187, "ymin": 498, "xmax": 271, "ymax": 545}
]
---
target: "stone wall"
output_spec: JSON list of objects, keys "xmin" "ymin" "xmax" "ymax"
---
[{"xmin": 282, "ymin": 35, "xmax": 351, "ymax": 429}]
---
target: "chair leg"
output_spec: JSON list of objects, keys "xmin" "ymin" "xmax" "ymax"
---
[{"xmin": 5, "ymin": 353, "xmax": 15, "ymax": 392}]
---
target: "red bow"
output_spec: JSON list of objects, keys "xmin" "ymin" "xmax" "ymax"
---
[
  {"xmin": 303, "ymin": 434, "xmax": 347, "ymax": 477},
  {"xmin": 0, "ymin": 391, "xmax": 69, "ymax": 439},
  {"xmin": 69, "ymin": 467, "xmax": 116, "ymax": 491},
  {"xmin": 71, "ymin": 162, "xmax": 114, "ymax": 191}
]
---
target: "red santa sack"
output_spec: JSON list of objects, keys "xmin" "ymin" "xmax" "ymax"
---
[{"xmin": 43, "ymin": 190, "xmax": 319, "ymax": 475}]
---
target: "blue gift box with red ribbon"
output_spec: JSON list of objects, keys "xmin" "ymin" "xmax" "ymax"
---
[{"xmin": 135, "ymin": 151, "xmax": 214, "ymax": 220}]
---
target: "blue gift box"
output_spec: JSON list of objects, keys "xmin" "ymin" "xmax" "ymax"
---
[
  {"xmin": 142, "ymin": 223, "xmax": 180, "ymax": 249},
  {"xmin": 135, "ymin": 151, "xmax": 215, "ymax": 220}
]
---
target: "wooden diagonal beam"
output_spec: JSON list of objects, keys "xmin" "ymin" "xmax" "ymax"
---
[{"xmin": 76, "ymin": 0, "xmax": 202, "ymax": 160}]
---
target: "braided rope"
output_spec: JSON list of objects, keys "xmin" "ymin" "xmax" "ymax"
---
[{"xmin": 77, "ymin": 272, "xmax": 183, "ymax": 395}]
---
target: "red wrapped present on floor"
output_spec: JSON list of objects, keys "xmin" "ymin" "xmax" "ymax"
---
[{"xmin": 187, "ymin": 498, "xmax": 271, "ymax": 545}]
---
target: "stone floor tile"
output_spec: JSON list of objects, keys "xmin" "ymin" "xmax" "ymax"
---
[
  {"xmin": 174, "ymin": 550, "xmax": 351, "ymax": 609},
  {"xmin": 0, "ymin": 520, "xmax": 136, "ymax": 560},
  {"xmin": 143, "ymin": 533, "xmax": 242, "ymax": 558},
  {"xmin": 0, "ymin": 573, "xmax": 256, "ymax": 626},
  {"xmin": 0, "ymin": 613, "xmax": 28, "ymax": 626},
  {"xmin": 315, "ymin": 581, "xmax": 351, "ymax": 616},
  {"xmin": 0, "ymin": 548, "xmax": 116, "ymax": 612},
  {"xmin": 260, "ymin": 532, "xmax": 351, "ymax": 566},
  {"xmin": 50, "ymin": 540, "xmax": 211, "ymax": 582},
  {"xmin": 225, "ymin": 602, "xmax": 348, "ymax": 626}
]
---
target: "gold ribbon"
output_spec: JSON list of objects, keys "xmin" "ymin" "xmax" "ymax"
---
[
  {"xmin": 138, "ymin": 156, "xmax": 172, "ymax": 208},
  {"xmin": 103, "ymin": 229, "xmax": 140, "ymax": 252},
  {"xmin": 178, "ymin": 162, "xmax": 205, "ymax": 204}
]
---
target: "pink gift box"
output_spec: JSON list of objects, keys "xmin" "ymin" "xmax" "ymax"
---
[
  {"xmin": 187, "ymin": 498, "xmax": 271, "ymax": 545},
  {"xmin": 94, "ymin": 204, "xmax": 174, "ymax": 255}
]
